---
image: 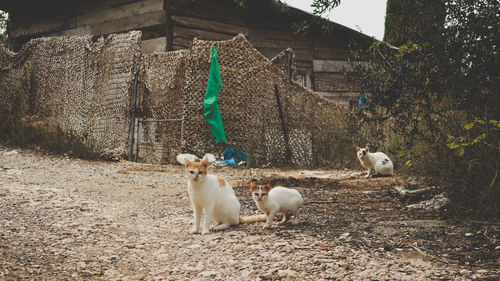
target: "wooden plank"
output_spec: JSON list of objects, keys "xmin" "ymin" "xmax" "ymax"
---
[
  {"xmin": 295, "ymin": 60, "xmax": 313, "ymax": 89},
  {"xmin": 174, "ymin": 24, "xmax": 312, "ymax": 52},
  {"xmin": 170, "ymin": 0, "xmax": 247, "ymax": 27},
  {"xmin": 171, "ymin": 15, "xmax": 249, "ymax": 36},
  {"xmin": 313, "ymin": 59, "xmax": 352, "ymax": 72},
  {"xmin": 77, "ymin": 0, "xmax": 163, "ymax": 27},
  {"xmin": 10, "ymin": 16, "xmax": 76, "ymax": 37},
  {"xmin": 141, "ymin": 24, "xmax": 166, "ymax": 40},
  {"xmin": 170, "ymin": 0, "xmax": 304, "ymax": 32},
  {"xmin": 142, "ymin": 37, "xmax": 166, "ymax": 53},
  {"xmin": 295, "ymin": 73, "xmax": 313, "ymax": 90},
  {"xmin": 256, "ymin": 47, "xmax": 313, "ymax": 61},
  {"xmin": 313, "ymin": 47, "xmax": 350, "ymax": 60},
  {"xmin": 247, "ymin": 35, "xmax": 312, "ymax": 50},
  {"xmin": 57, "ymin": 26, "xmax": 92, "ymax": 37},
  {"xmin": 313, "ymin": 30, "xmax": 349, "ymax": 49},
  {"xmin": 313, "ymin": 59, "xmax": 368, "ymax": 72},
  {"xmin": 296, "ymin": 60, "xmax": 313, "ymax": 69},
  {"xmin": 60, "ymin": 10, "xmax": 165, "ymax": 37},
  {"xmin": 245, "ymin": 4, "xmax": 306, "ymax": 31},
  {"xmin": 172, "ymin": 36, "xmax": 192, "ymax": 49},
  {"xmin": 8, "ymin": 1, "xmax": 77, "ymax": 29},
  {"xmin": 248, "ymin": 26, "xmax": 312, "ymax": 42},
  {"xmin": 173, "ymin": 26, "xmax": 235, "ymax": 42},
  {"xmin": 76, "ymin": 0, "xmax": 140, "ymax": 14},
  {"xmin": 313, "ymin": 72, "xmax": 361, "ymax": 92}
]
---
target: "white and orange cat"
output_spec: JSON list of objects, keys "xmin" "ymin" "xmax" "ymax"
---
[
  {"xmin": 356, "ymin": 146, "xmax": 394, "ymax": 178},
  {"xmin": 250, "ymin": 182, "xmax": 303, "ymax": 229},
  {"xmin": 185, "ymin": 158, "xmax": 264, "ymax": 234}
]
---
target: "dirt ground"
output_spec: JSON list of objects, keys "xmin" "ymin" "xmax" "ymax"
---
[{"xmin": 1, "ymin": 147, "xmax": 499, "ymax": 280}]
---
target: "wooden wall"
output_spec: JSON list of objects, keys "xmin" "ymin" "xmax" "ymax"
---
[
  {"xmin": 4, "ymin": 0, "xmax": 373, "ymax": 106},
  {"xmin": 7, "ymin": 0, "xmax": 165, "ymax": 52}
]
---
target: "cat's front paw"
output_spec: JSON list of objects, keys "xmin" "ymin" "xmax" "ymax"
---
[
  {"xmin": 201, "ymin": 229, "xmax": 210, "ymax": 235},
  {"xmin": 263, "ymin": 224, "xmax": 272, "ymax": 229},
  {"xmin": 190, "ymin": 227, "xmax": 200, "ymax": 234}
]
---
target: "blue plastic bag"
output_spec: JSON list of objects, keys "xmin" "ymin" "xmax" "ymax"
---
[
  {"xmin": 222, "ymin": 147, "xmax": 248, "ymax": 164},
  {"xmin": 221, "ymin": 158, "xmax": 236, "ymax": 166}
]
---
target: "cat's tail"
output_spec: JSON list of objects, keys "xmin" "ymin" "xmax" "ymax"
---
[{"xmin": 239, "ymin": 214, "xmax": 266, "ymax": 223}]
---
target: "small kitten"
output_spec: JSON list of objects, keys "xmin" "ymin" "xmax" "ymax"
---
[
  {"xmin": 356, "ymin": 146, "xmax": 394, "ymax": 178},
  {"xmin": 250, "ymin": 182, "xmax": 303, "ymax": 229},
  {"xmin": 185, "ymin": 158, "xmax": 264, "ymax": 235}
]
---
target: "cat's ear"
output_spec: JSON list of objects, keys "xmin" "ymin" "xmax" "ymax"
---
[
  {"xmin": 356, "ymin": 146, "xmax": 360, "ymax": 152},
  {"xmin": 365, "ymin": 147, "xmax": 370, "ymax": 152},
  {"xmin": 184, "ymin": 158, "xmax": 191, "ymax": 166},
  {"xmin": 201, "ymin": 158, "xmax": 209, "ymax": 167},
  {"xmin": 250, "ymin": 181, "xmax": 256, "ymax": 190},
  {"xmin": 265, "ymin": 183, "xmax": 272, "ymax": 191}
]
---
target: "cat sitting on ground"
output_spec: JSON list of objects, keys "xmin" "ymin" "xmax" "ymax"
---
[
  {"xmin": 185, "ymin": 158, "xmax": 264, "ymax": 234},
  {"xmin": 250, "ymin": 182, "xmax": 303, "ymax": 229},
  {"xmin": 356, "ymin": 146, "xmax": 394, "ymax": 178}
]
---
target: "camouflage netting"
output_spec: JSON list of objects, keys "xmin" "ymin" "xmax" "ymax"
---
[
  {"xmin": 138, "ymin": 50, "xmax": 188, "ymax": 163},
  {"xmin": 0, "ymin": 31, "xmax": 142, "ymax": 158},
  {"xmin": 270, "ymin": 47, "xmax": 297, "ymax": 81},
  {"xmin": 140, "ymin": 34, "xmax": 354, "ymax": 168},
  {"xmin": 1, "ymin": 31, "xmax": 353, "ymax": 167}
]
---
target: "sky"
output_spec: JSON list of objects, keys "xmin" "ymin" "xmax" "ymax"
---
[{"xmin": 283, "ymin": 0, "xmax": 388, "ymax": 40}]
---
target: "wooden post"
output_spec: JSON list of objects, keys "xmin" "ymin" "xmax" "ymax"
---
[
  {"xmin": 164, "ymin": 0, "xmax": 173, "ymax": 51},
  {"xmin": 135, "ymin": 118, "xmax": 141, "ymax": 162},
  {"xmin": 287, "ymin": 50, "xmax": 293, "ymax": 81},
  {"xmin": 310, "ymin": 31, "xmax": 316, "ymax": 91},
  {"xmin": 128, "ymin": 72, "xmax": 139, "ymax": 161},
  {"xmin": 274, "ymin": 84, "xmax": 292, "ymax": 164}
]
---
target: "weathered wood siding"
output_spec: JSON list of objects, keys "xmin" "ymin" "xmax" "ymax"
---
[
  {"xmin": 4, "ymin": 0, "xmax": 372, "ymax": 105},
  {"xmin": 8, "ymin": 0, "xmax": 165, "ymax": 52},
  {"xmin": 166, "ymin": 0, "xmax": 370, "ymax": 104}
]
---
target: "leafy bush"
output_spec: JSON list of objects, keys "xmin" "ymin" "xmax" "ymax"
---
[{"xmin": 352, "ymin": 0, "xmax": 500, "ymax": 219}]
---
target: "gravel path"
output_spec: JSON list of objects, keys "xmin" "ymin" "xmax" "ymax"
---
[{"xmin": 0, "ymin": 147, "xmax": 498, "ymax": 280}]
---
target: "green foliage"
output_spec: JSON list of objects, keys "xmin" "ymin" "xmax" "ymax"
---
[
  {"xmin": 447, "ymin": 119, "xmax": 498, "ymax": 156},
  {"xmin": 384, "ymin": 0, "xmax": 445, "ymax": 46},
  {"xmin": 233, "ymin": 0, "xmax": 341, "ymax": 14},
  {"xmin": 310, "ymin": 0, "xmax": 341, "ymax": 15},
  {"xmin": 353, "ymin": 0, "xmax": 500, "ymax": 219}
]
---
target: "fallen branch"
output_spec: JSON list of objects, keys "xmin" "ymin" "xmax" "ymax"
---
[
  {"xmin": 411, "ymin": 244, "xmax": 427, "ymax": 257},
  {"xmin": 394, "ymin": 185, "xmax": 434, "ymax": 196}
]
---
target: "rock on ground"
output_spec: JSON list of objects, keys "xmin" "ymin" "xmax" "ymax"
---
[{"xmin": 0, "ymin": 147, "xmax": 498, "ymax": 280}]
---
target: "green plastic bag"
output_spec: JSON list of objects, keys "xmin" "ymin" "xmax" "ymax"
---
[{"xmin": 203, "ymin": 45, "xmax": 227, "ymax": 143}]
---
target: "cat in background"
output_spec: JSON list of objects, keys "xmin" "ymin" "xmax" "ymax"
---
[
  {"xmin": 185, "ymin": 158, "xmax": 264, "ymax": 235},
  {"xmin": 356, "ymin": 146, "xmax": 394, "ymax": 178},
  {"xmin": 250, "ymin": 182, "xmax": 303, "ymax": 229}
]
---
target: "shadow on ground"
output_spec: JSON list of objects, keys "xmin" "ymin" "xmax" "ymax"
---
[{"xmin": 235, "ymin": 175, "xmax": 500, "ymax": 277}]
